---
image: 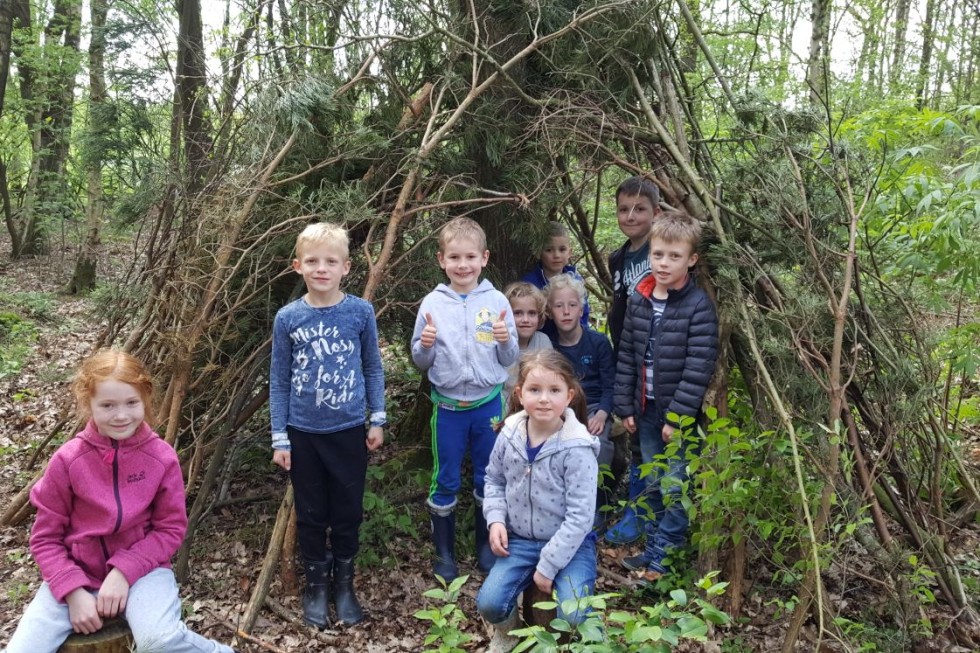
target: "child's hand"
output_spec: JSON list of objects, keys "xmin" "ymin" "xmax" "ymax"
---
[
  {"xmin": 366, "ymin": 426, "xmax": 384, "ymax": 451},
  {"xmin": 661, "ymin": 423, "xmax": 675, "ymax": 443},
  {"xmin": 492, "ymin": 309, "xmax": 510, "ymax": 343},
  {"xmin": 622, "ymin": 416, "xmax": 636, "ymax": 434},
  {"xmin": 66, "ymin": 587, "xmax": 102, "ymax": 634},
  {"xmin": 420, "ymin": 313, "xmax": 437, "ymax": 348},
  {"xmin": 272, "ymin": 449, "xmax": 291, "ymax": 471},
  {"xmin": 97, "ymin": 568, "xmax": 130, "ymax": 618},
  {"xmin": 588, "ymin": 410, "xmax": 608, "ymax": 435},
  {"xmin": 489, "ymin": 522, "xmax": 509, "ymax": 557},
  {"xmin": 533, "ymin": 571, "xmax": 553, "ymax": 595}
]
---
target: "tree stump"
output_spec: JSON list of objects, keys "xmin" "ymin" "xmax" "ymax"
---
[
  {"xmin": 57, "ymin": 618, "xmax": 133, "ymax": 653},
  {"xmin": 521, "ymin": 585, "xmax": 556, "ymax": 627}
]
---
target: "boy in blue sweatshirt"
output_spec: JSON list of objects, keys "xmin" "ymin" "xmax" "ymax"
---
[
  {"xmin": 547, "ymin": 273, "xmax": 616, "ymax": 525},
  {"xmin": 270, "ymin": 223, "xmax": 386, "ymax": 628},
  {"xmin": 411, "ymin": 217, "xmax": 519, "ymax": 581}
]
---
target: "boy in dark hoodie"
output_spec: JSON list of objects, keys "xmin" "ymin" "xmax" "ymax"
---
[
  {"xmin": 411, "ymin": 217, "xmax": 519, "ymax": 581},
  {"xmin": 613, "ymin": 209, "xmax": 718, "ymax": 582}
]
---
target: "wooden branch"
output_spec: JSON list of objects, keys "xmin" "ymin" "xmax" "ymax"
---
[{"xmin": 240, "ymin": 485, "xmax": 293, "ymax": 635}]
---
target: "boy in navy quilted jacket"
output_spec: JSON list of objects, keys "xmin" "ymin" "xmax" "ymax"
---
[{"xmin": 613, "ymin": 210, "xmax": 718, "ymax": 582}]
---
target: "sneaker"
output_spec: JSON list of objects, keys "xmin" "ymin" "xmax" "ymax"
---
[{"xmin": 621, "ymin": 552, "xmax": 652, "ymax": 571}]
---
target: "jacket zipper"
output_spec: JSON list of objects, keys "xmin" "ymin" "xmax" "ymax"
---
[{"xmin": 111, "ymin": 440, "xmax": 123, "ymax": 534}]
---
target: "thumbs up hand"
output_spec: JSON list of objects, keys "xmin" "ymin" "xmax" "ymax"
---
[
  {"xmin": 492, "ymin": 309, "xmax": 510, "ymax": 344},
  {"xmin": 420, "ymin": 313, "xmax": 438, "ymax": 349}
]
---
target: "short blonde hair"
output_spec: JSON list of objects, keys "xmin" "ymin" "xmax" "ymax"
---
[
  {"xmin": 504, "ymin": 282, "xmax": 547, "ymax": 314},
  {"xmin": 546, "ymin": 273, "xmax": 587, "ymax": 305},
  {"xmin": 438, "ymin": 217, "xmax": 487, "ymax": 252},
  {"xmin": 295, "ymin": 222, "xmax": 349, "ymax": 259},
  {"xmin": 648, "ymin": 209, "xmax": 701, "ymax": 251}
]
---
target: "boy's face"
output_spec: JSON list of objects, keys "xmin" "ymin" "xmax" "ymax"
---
[
  {"xmin": 510, "ymin": 296, "xmax": 544, "ymax": 342},
  {"xmin": 293, "ymin": 241, "xmax": 351, "ymax": 299},
  {"xmin": 649, "ymin": 237, "xmax": 698, "ymax": 290},
  {"xmin": 548, "ymin": 287, "xmax": 584, "ymax": 337},
  {"xmin": 437, "ymin": 236, "xmax": 489, "ymax": 294},
  {"xmin": 541, "ymin": 236, "xmax": 572, "ymax": 276},
  {"xmin": 617, "ymin": 193, "xmax": 659, "ymax": 247}
]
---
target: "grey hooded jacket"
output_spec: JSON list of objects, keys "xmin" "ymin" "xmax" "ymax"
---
[
  {"xmin": 483, "ymin": 409, "xmax": 599, "ymax": 580},
  {"xmin": 411, "ymin": 280, "xmax": 519, "ymax": 401}
]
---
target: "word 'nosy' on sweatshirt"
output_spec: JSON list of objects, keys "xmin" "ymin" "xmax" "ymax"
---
[
  {"xmin": 270, "ymin": 295, "xmax": 385, "ymax": 449},
  {"xmin": 411, "ymin": 280, "xmax": 519, "ymax": 402},
  {"xmin": 483, "ymin": 409, "xmax": 599, "ymax": 581}
]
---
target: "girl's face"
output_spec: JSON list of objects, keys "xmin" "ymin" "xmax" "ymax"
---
[
  {"xmin": 90, "ymin": 379, "xmax": 146, "ymax": 441},
  {"xmin": 518, "ymin": 366, "xmax": 574, "ymax": 429},
  {"xmin": 510, "ymin": 296, "xmax": 544, "ymax": 342}
]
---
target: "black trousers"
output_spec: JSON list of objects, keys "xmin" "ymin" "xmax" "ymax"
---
[{"xmin": 288, "ymin": 425, "xmax": 367, "ymax": 561}]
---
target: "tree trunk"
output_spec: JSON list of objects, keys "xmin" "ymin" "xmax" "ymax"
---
[
  {"xmin": 13, "ymin": 0, "xmax": 83, "ymax": 258},
  {"xmin": 805, "ymin": 0, "xmax": 831, "ymax": 105},
  {"xmin": 914, "ymin": 0, "xmax": 937, "ymax": 109},
  {"xmin": 889, "ymin": 0, "xmax": 911, "ymax": 90},
  {"xmin": 66, "ymin": 0, "xmax": 108, "ymax": 294},
  {"xmin": 174, "ymin": 0, "xmax": 212, "ymax": 192}
]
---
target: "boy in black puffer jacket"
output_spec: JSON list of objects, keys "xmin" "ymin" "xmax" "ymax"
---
[{"xmin": 613, "ymin": 209, "xmax": 718, "ymax": 582}]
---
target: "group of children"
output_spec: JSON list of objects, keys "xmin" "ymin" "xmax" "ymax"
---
[{"xmin": 3, "ymin": 176, "xmax": 718, "ymax": 653}]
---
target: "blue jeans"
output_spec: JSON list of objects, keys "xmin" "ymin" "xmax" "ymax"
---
[
  {"xmin": 3, "ymin": 568, "xmax": 233, "ymax": 653},
  {"xmin": 637, "ymin": 404, "xmax": 698, "ymax": 572},
  {"xmin": 476, "ymin": 534, "xmax": 596, "ymax": 626}
]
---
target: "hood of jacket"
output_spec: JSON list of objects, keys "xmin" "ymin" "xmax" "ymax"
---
[
  {"xmin": 499, "ymin": 408, "xmax": 600, "ymax": 458},
  {"xmin": 636, "ymin": 270, "xmax": 697, "ymax": 302}
]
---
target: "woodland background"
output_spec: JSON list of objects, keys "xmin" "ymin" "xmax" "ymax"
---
[{"xmin": 0, "ymin": 0, "xmax": 979, "ymax": 651}]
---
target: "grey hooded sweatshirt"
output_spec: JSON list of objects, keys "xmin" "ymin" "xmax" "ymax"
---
[
  {"xmin": 411, "ymin": 280, "xmax": 519, "ymax": 402},
  {"xmin": 483, "ymin": 409, "xmax": 599, "ymax": 580}
]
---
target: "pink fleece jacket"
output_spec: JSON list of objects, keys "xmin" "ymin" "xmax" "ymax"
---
[{"xmin": 29, "ymin": 420, "xmax": 187, "ymax": 602}]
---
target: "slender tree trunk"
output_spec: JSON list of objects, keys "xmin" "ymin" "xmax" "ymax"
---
[
  {"xmin": 889, "ymin": 0, "xmax": 910, "ymax": 90},
  {"xmin": 66, "ymin": 0, "xmax": 108, "ymax": 293},
  {"xmin": 14, "ymin": 0, "xmax": 83, "ymax": 258},
  {"xmin": 1, "ymin": 0, "xmax": 31, "ymax": 256},
  {"xmin": 174, "ymin": 0, "xmax": 212, "ymax": 191},
  {"xmin": 805, "ymin": 0, "xmax": 831, "ymax": 105},
  {"xmin": 914, "ymin": 0, "xmax": 937, "ymax": 109}
]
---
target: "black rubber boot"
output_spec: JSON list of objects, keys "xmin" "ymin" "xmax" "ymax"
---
[
  {"xmin": 302, "ymin": 556, "xmax": 332, "ymax": 629},
  {"xmin": 474, "ymin": 506, "xmax": 496, "ymax": 573},
  {"xmin": 430, "ymin": 509, "xmax": 459, "ymax": 582},
  {"xmin": 332, "ymin": 557, "xmax": 365, "ymax": 625}
]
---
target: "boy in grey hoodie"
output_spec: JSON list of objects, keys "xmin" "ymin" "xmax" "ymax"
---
[{"xmin": 411, "ymin": 217, "xmax": 519, "ymax": 581}]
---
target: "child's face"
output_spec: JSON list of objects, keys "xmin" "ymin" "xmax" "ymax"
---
[
  {"xmin": 90, "ymin": 379, "xmax": 146, "ymax": 441},
  {"xmin": 437, "ymin": 236, "xmax": 489, "ymax": 294},
  {"xmin": 541, "ymin": 236, "xmax": 572, "ymax": 276},
  {"xmin": 510, "ymin": 296, "xmax": 544, "ymax": 343},
  {"xmin": 548, "ymin": 287, "xmax": 584, "ymax": 337},
  {"xmin": 518, "ymin": 366, "xmax": 574, "ymax": 429},
  {"xmin": 617, "ymin": 193, "xmax": 658, "ymax": 247},
  {"xmin": 293, "ymin": 241, "xmax": 351, "ymax": 300},
  {"xmin": 649, "ymin": 237, "xmax": 698, "ymax": 290}
]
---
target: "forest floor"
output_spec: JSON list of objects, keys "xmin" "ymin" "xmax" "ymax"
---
[{"xmin": 1, "ymin": 233, "xmax": 979, "ymax": 653}]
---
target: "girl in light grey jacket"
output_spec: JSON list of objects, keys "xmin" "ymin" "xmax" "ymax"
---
[{"xmin": 477, "ymin": 350, "xmax": 599, "ymax": 652}]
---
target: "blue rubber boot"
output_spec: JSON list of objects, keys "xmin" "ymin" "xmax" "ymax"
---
[
  {"xmin": 429, "ymin": 503, "xmax": 459, "ymax": 582},
  {"xmin": 604, "ymin": 464, "xmax": 646, "ymax": 545}
]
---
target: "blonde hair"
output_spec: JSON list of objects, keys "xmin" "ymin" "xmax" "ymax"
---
[
  {"xmin": 509, "ymin": 350, "xmax": 588, "ymax": 424},
  {"xmin": 648, "ymin": 209, "xmax": 702, "ymax": 251},
  {"xmin": 504, "ymin": 282, "xmax": 547, "ymax": 314},
  {"xmin": 295, "ymin": 222, "xmax": 350, "ymax": 259},
  {"xmin": 546, "ymin": 273, "xmax": 587, "ymax": 305},
  {"xmin": 73, "ymin": 350, "xmax": 155, "ymax": 425},
  {"xmin": 438, "ymin": 217, "xmax": 487, "ymax": 252}
]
